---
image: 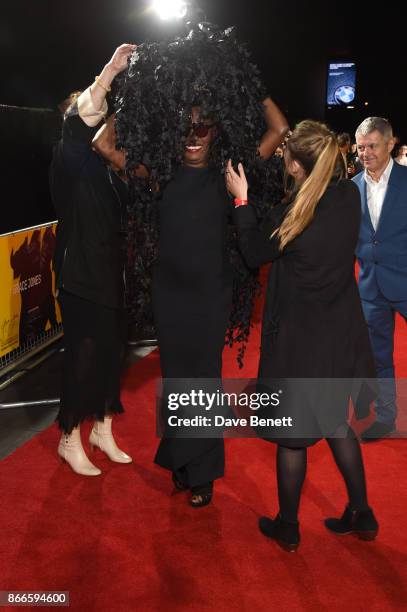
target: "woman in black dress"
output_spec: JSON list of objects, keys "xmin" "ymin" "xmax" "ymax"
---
[
  {"xmin": 153, "ymin": 103, "xmax": 288, "ymax": 507},
  {"xmin": 226, "ymin": 120, "xmax": 379, "ymax": 549},
  {"xmin": 51, "ymin": 46, "xmax": 135, "ymax": 475}
]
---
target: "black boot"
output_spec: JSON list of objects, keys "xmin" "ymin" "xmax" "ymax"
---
[
  {"xmin": 324, "ymin": 505, "xmax": 378, "ymax": 540},
  {"xmin": 258, "ymin": 514, "xmax": 300, "ymax": 552}
]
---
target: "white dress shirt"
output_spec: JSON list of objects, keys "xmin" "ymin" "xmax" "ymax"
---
[{"xmin": 365, "ymin": 158, "xmax": 393, "ymax": 230}]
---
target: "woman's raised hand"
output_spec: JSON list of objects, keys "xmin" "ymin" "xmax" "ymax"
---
[
  {"xmin": 225, "ymin": 159, "xmax": 248, "ymax": 200},
  {"xmin": 107, "ymin": 44, "xmax": 137, "ymax": 76}
]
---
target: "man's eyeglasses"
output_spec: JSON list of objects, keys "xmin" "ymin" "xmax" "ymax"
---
[{"xmin": 185, "ymin": 122, "xmax": 216, "ymax": 138}]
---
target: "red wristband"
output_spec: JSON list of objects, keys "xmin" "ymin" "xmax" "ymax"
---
[{"xmin": 234, "ymin": 198, "xmax": 248, "ymax": 207}]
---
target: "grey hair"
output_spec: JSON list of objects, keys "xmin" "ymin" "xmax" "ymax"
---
[{"xmin": 355, "ymin": 117, "xmax": 393, "ymax": 141}]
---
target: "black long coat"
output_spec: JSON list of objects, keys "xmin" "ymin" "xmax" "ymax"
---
[{"xmin": 234, "ymin": 179, "xmax": 376, "ymax": 445}]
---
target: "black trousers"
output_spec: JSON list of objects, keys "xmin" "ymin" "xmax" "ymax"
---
[{"xmin": 153, "ymin": 300, "xmax": 230, "ymax": 488}]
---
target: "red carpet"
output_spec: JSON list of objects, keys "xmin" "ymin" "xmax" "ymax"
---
[{"xmin": 1, "ymin": 288, "xmax": 407, "ymax": 611}]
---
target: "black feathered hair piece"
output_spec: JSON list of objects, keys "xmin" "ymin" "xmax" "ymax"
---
[{"xmin": 114, "ymin": 22, "xmax": 283, "ymax": 366}]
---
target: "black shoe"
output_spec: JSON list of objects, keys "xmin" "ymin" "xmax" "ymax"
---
[
  {"xmin": 190, "ymin": 482, "xmax": 213, "ymax": 508},
  {"xmin": 172, "ymin": 472, "xmax": 189, "ymax": 492},
  {"xmin": 258, "ymin": 514, "xmax": 300, "ymax": 552},
  {"xmin": 324, "ymin": 505, "xmax": 378, "ymax": 540},
  {"xmin": 360, "ymin": 421, "xmax": 395, "ymax": 442}
]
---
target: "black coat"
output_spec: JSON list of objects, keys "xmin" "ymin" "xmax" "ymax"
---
[
  {"xmin": 234, "ymin": 179, "xmax": 376, "ymax": 443},
  {"xmin": 49, "ymin": 104, "xmax": 128, "ymax": 309}
]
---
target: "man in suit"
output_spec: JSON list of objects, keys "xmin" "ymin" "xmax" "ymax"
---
[{"xmin": 353, "ymin": 117, "xmax": 407, "ymax": 441}]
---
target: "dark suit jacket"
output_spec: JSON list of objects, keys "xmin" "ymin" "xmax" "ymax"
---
[{"xmin": 353, "ymin": 161, "xmax": 407, "ymax": 301}]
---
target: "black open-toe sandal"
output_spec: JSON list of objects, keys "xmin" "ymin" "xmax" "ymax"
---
[
  {"xmin": 172, "ymin": 472, "xmax": 189, "ymax": 492},
  {"xmin": 190, "ymin": 482, "xmax": 213, "ymax": 508}
]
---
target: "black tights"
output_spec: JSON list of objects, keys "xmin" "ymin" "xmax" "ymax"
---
[{"xmin": 277, "ymin": 425, "xmax": 368, "ymax": 522}]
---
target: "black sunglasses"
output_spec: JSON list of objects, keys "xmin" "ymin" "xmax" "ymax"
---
[{"xmin": 185, "ymin": 122, "xmax": 216, "ymax": 138}]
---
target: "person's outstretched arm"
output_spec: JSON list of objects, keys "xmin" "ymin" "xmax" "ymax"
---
[
  {"xmin": 226, "ymin": 159, "xmax": 284, "ymax": 267},
  {"xmin": 88, "ymin": 44, "xmax": 149, "ymax": 177},
  {"xmin": 258, "ymin": 97, "xmax": 289, "ymax": 160},
  {"xmin": 83, "ymin": 43, "xmax": 136, "ymax": 126},
  {"xmin": 59, "ymin": 44, "xmax": 136, "ymax": 173}
]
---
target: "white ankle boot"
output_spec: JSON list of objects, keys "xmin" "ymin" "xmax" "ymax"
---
[
  {"xmin": 89, "ymin": 417, "xmax": 132, "ymax": 463},
  {"xmin": 58, "ymin": 426, "xmax": 101, "ymax": 476}
]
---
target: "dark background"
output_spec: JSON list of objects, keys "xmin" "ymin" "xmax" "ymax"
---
[{"xmin": 1, "ymin": 0, "xmax": 405, "ymax": 231}]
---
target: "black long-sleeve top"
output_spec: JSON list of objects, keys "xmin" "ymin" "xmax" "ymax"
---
[{"xmin": 50, "ymin": 102, "xmax": 128, "ymax": 309}]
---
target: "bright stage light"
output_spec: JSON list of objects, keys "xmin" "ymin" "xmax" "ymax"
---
[{"xmin": 152, "ymin": 0, "xmax": 188, "ymax": 20}]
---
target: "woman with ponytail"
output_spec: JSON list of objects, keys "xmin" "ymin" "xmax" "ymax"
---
[{"xmin": 226, "ymin": 120, "xmax": 378, "ymax": 552}]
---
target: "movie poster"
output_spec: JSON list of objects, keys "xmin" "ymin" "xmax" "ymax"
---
[{"xmin": 0, "ymin": 222, "xmax": 61, "ymax": 361}]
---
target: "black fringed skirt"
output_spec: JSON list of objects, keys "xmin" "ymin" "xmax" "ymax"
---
[{"xmin": 57, "ymin": 290, "xmax": 127, "ymax": 434}]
